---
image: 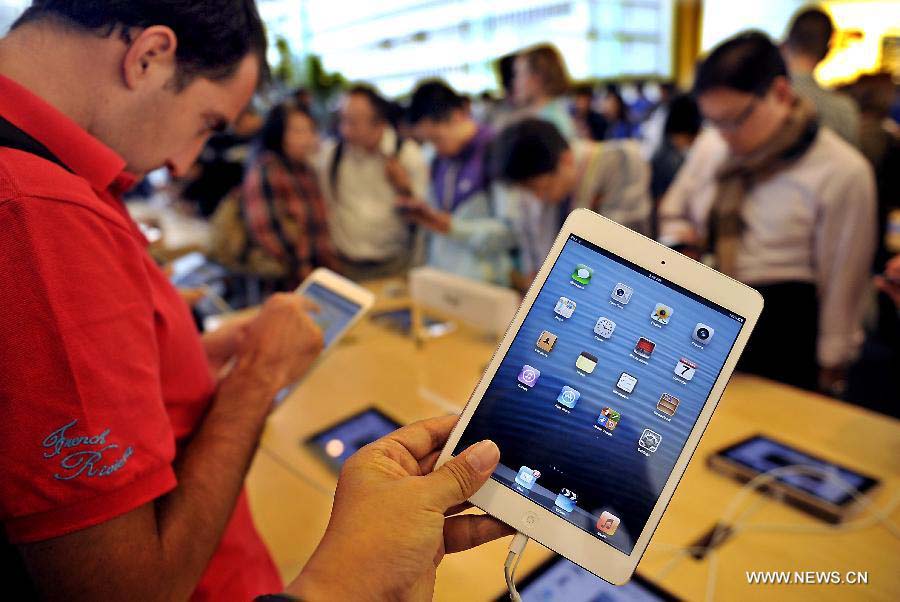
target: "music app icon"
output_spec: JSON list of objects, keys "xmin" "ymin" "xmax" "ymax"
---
[{"xmin": 597, "ymin": 511, "xmax": 620, "ymax": 536}]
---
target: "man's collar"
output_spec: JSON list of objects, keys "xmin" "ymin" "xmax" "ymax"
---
[{"xmin": 0, "ymin": 74, "xmax": 132, "ymax": 193}]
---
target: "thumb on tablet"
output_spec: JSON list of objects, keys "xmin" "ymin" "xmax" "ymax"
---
[{"xmin": 424, "ymin": 440, "xmax": 500, "ymax": 510}]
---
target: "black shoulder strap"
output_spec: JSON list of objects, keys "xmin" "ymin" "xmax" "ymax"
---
[
  {"xmin": 328, "ymin": 138, "xmax": 345, "ymax": 193},
  {"xmin": 0, "ymin": 114, "xmax": 72, "ymax": 172}
]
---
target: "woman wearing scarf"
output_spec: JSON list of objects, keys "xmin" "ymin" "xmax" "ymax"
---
[{"xmin": 659, "ymin": 32, "xmax": 876, "ymax": 394}]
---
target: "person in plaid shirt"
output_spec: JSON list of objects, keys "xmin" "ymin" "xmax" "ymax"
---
[{"xmin": 242, "ymin": 101, "xmax": 338, "ymax": 285}]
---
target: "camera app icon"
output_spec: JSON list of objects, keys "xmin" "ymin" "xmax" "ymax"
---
[
  {"xmin": 693, "ymin": 323, "xmax": 715, "ymax": 345},
  {"xmin": 518, "ymin": 365, "xmax": 541, "ymax": 388},
  {"xmin": 610, "ymin": 283, "xmax": 633, "ymax": 305}
]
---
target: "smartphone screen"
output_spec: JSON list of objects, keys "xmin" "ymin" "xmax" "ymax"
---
[
  {"xmin": 453, "ymin": 235, "xmax": 747, "ymax": 554},
  {"xmin": 717, "ymin": 435, "xmax": 878, "ymax": 506},
  {"xmin": 300, "ymin": 282, "xmax": 363, "ymax": 347}
]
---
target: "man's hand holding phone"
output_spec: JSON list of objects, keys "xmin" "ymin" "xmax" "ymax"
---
[{"xmin": 230, "ymin": 294, "xmax": 324, "ymax": 404}]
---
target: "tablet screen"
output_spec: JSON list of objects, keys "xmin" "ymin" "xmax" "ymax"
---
[
  {"xmin": 454, "ymin": 234, "xmax": 746, "ymax": 554},
  {"xmin": 301, "ymin": 282, "xmax": 363, "ymax": 346},
  {"xmin": 508, "ymin": 556, "xmax": 677, "ymax": 602},
  {"xmin": 718, "ymin": 435, "xmax": 877, "ymax": 506},
  {"xmin": 307, "ymin": 408, "xmax": 402, "ymax": 469}
]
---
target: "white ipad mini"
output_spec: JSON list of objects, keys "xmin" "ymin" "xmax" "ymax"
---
[{"xmin": 436, "ymin": 209, "xmax": 763, "ymax": 585}]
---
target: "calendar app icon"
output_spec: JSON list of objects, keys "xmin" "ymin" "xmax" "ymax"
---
[{"xmin": 674, "ymin": 358, "xmax": 697, "ymax": 381}]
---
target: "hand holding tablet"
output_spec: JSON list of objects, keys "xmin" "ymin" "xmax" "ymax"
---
[{"xmin": 436, "ymin": 209, "xmax": 763, "ymax": 584}]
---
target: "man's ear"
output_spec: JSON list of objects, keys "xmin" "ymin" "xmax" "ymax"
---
[
  {"xmin": 121, "ymin": 26, "xmax": 178, "ymax": 90},
  {"xmin": 771, "ymin": 76, "xmax": 794, "ymax": 104}
]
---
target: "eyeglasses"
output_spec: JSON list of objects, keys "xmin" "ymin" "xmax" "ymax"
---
[{"xmin": 704, "ymin": 98, "xmax": 759, "ymax": 132}]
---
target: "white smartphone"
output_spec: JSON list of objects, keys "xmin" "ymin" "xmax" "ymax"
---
[
  {"xmin": 436, "ymin": 209, "xmax": 763, "ymax": 585},
  {"xmin": 273, "ymin": 268, "xmax": 374, "ymax": 403},
  {"xmin": 295, "ymin": 267, "xmax": 375, "ymax": 351}
]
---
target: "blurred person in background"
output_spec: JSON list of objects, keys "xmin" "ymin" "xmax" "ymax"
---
[
  {"xmin": 512, "ymin": 43, "xmax": 577, "ymax": 139},
  {"xmin": 400, "ymin": 81, "xmax": 516, "ymax": 285},
  {"xmin": 182, "ymin": 106, "xmax": 262, "ymax": 216},
  {"xmin": 659, "ymin": 32, "xmax": 876, "ymax": 394},
  {"xmin": 240, "ymin": 101, "xmax": 339, "ymax": 287},
  {"xmin": 640, "ymin": 81, "xmax": 677, "ymax": 158},
  {"xmin": 628, "ymin": 80, "xmax": 654, "ymax": 123},
  {"xmin": 493, "ymin": 118, "xmax": 652, "ymax": 284},
  {"xmin": 571, "ymin": 83, "xmax": 608, "ymax": 141},
  {"xmin": 650, "ymin": 94, "xmax": 702, "ymax": 202},
  {"xmin": 601, "ymin": 87, "xmax": 637, "ymax": 139},
  {"xmin": 782, "ymin": 7, "xmax": 860, "ymax": 147},
  {"xmin": 0, "ymin": 1, "xmax": 328, "ymax": 599},
  {"xmin": 842, "ymin": 74, "xmax": 900, "ymax": 413},
  {"xmin": 320, "ymin": 84, "xmax": 428, "ymax": 281},
  {"xmin": 875, "ymin": 256, "xmax": 900, "ymax": 309}
]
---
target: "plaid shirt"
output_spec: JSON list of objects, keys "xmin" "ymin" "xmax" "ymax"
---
[{"xmin": 242, "ymin": 151, "xmax": 338, "ymax": 281}]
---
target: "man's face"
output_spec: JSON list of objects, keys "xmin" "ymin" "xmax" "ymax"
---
[
  {"xmin": 698, "ymin": 79, "xmax": 792, "ymax": 156},
  {"xmin": 121, "ymin": 55, "xmax": 259, "ymax": 176},
  {"xmin": 573, "ymin": 94, "xmax": 592, "ymax": 114},
  {"xmin": 339, "ymin": 93, "xmax": 385, "ymax": 151},
  {"xmin": 415, "ymin": 112, "xmax": 466, "ymax": 157},
  {"xmin": 513, "ymin": 56, "xmax": 539, "ymax": 106}
]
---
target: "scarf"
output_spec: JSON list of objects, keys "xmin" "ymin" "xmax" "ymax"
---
[{"xmin": 709, "ymin": 96, "xmax": 819, "ymax": 276}]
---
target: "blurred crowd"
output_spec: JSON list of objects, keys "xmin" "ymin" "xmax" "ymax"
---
[{"xmin": 136, "ymin": 7, "xmax": 899, "ymax": 411}]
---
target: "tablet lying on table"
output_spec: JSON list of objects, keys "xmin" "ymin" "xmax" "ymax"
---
[
  {"xmin": 436, "ymin": 209, "xmax": 763, "ymax": 585},
  {"xmin": 495, "ymin": 554, "xmax": 678, "ymax": 602},
  {"xmin": 304, "ymin": 407, "xmax": 402, "ymax": 472},
  {"xmin": 708, "ymin": 434, "xmax": 879, "ymax": 523}
]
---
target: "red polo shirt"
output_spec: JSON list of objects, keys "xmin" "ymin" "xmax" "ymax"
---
[{"xmin": 0, "ymin": 75, "xmax": 281, "ymax": 599}]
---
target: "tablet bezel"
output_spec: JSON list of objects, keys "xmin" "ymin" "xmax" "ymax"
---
[{"xmin": 436, "ymin": 209, "xmax": 764, "ymax": 585}]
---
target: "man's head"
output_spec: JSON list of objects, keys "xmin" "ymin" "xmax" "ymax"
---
[
  {"xmin": 408, "ymin": 80, "xmax": 477, "ymax": 157},
  {"xmin": 572, "ymin": 83, "xmax": 595, "ymax": 115},
  {"xmin": 513, "ymin": 44, "xmax": 570, "ymax": 107},
  {"xmin": 663, "ymin": 94, "xmax": 702, "ymax": 149},
  {"xmin": 9, "ymin": 1, "xmax": 268, "ymax": 177},
  {"xmin": 693, "ymin": 31, "xmax": 794, "ymax": 156},
  {"xmin": 784, "ymin": 8, "xmax": 834, "ymax": 67},
  {"xmin": 338, "ymin": 84, "xmax": 392, "ymax": 152},
  {"xmin": 492, "ymin": 119, "xmax": 575, "ymax": 204}
]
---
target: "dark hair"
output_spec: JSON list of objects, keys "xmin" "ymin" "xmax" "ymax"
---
[
  {"xmin": 693, "ymin": 31, "xmax": 788, "ymax": 97},
  {"xmin": 663, "ymin": 94, "xmax": 702, "ymax": 137},
  {"xmin": 258, "ymin": 101, "xmax": 315, "ymax": 158},
  {"xmin": 520, "ymin": 44, "xmax": 571, "ymax": 98},
  {"xmin": 786, "ymin": 8, "xmax": 834, "ymax": 62},
  {"xmin": 345, "ymin": 84, "xmax": 395, "ymax": 125},
  {"xmin": 573, "ymin": 83, "xmax": 595, "ymax": 98},
  {"xmin": 497, "ymin": 52, "xmax": 517, "ymax": 95},
  {"xmin": 492, "ymin": 118, "xmax": 569, "ymax": 183},
  {"xmin": 13, "ymin": 1, "xmax": 268, "ymax": 89},
  {"xmin": 408, "ymin": 80, "xmax": 466, "ymax": 124}
]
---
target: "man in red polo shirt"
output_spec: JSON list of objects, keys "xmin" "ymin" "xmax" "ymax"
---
[{"xmin": 0, "ymin": 2, "xmax": 325, "ymax": 599}]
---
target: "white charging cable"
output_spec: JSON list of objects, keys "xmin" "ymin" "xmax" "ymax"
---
[{"xmin": 504, "ymin": 532, "xmax": 530, "ymax": 601}]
